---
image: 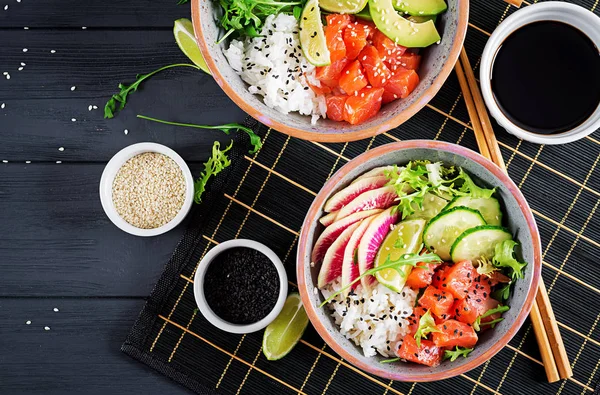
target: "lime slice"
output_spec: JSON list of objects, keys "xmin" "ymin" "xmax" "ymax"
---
[
  {"xmin": 320, "ymin": 0, "xmax": 368, "ymax": 14},
  {"xmin": 262, "ymin": 293, "xmax": 309, "ymax": 361},
  {"xmin": 173, "ymin": 18, "xmax": 210, "ymax": 74},
  {"xmin": 374, "ymin": 219, "xmax": 426, "ymax": 292},
  {"xmin": 299, "ymin": 0, "xmax": 331, "ymax": 67}
]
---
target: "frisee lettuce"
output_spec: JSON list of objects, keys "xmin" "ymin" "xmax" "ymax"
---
[
  {"xmin": 414, "ymin": 309, "xmax": 440, "ymax": 347},
  {"xmin": 194, "ymin": 141, "xmax": 233, "ymax": 204},
  {"xmin": 492, "ymin": 240, "xmax": 527, "ymax": 280},
  {"xmin": 476, "ymin": 256, "xmax": 498, "ymax": 277}
]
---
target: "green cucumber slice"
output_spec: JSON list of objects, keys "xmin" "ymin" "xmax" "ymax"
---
[
  {"xmin": 393, "ymin": 0, "xmax": 447, "ymax": 16},
  {"xmin": 450, "ymin": 226, "xmax": 513, "ymax": 262},
  {"xmin": 405, "ymin": 192, "xmax": 448, "ymax": 221},
  {"xmin": 423, "ymin": 207, "xmax": 486, "ymax": 261},
  {"xmin": 445, "ymin": 196, "xmax": 503, "ymax": 226}
]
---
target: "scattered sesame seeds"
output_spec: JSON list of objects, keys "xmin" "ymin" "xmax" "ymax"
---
[
  {"xmin": 25, "ymin": 161, "xmax": 31, "ymax": 164},
  {"xmin": 1, "ymin": 103, "xmax": 4, "ymax": 109},
  {"xmin": 71, "ymin": 118, "xmax": 76, "ymax": 122},
  {"xmin": 20, "ymin": 62, "xmax": 26, "ymax": 66},
  {"xmin": 82, "ymin": 26, "xmax": 87, "ymax": 29},
  {"xmin": 124, "ymin": 129, "xmax": 129, "ymax": 135},
  {"xmin": 58, "ymin": 147, "xmax": 64, "ymax": 151},
  {"xmin": 22, "ymin": 48, "xmax": 28, "ymax": 52},
  {"xmin": 2, "ymin": 160, "xmax": 7, "ymax": 163},
  {"xmin": 56, "ymin": 161, "xmax": 62, "ymax": 164},
  {"xmin": 23, "ymin": 26, "xmax": 28, "ymax": 29},
  {"xmin": 44, "ymin": 326, "xmax": 50, "ymax": 331},
  {"xmin": 18, "ymin": 67, "xmax": 23, "ymax": 71},
  {"xmin": 53, "ymin": 308, "xmax": 59, "ymax": 312},
  {"xmin": 4, "ymin": 5, "xmax": 8, "ymax": 11},
  {"xmin": 70, "ymin": 86, "xmax": 76, "ymax": 91},
  {"xmin": 88, "ymin": 105, "xmax": 93, "ymax": 111},
  {"xmin": 4, "ymin": 72, "xmax": 10, "ymax": 80},
  {"xmin": 26, "ymin": 320, "xmax": 31, "ymax": 325},
  {"xmin": 50, "ymin": 50, "xmax": 56, "ymax": 54}
]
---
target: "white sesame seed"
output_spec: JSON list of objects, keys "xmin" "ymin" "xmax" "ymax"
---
[
  {"xmin": 71, "ymin": 118, "xmax": 76, "ymax": 122},
  {"xmin": 53, "ymin": 308, "xmax": 59, "ymax": 312},
  {"xmin": 18, "ymin": 67, "xmax": 23, "ymax": 71},
  {"xmin": 310, "ymin": 261, "xmax": 315, "ymax": 267},
  {"xmin": 22, "ymin": 48, "xmax": 28, "ymax": 52},
  {"xmin": 1, "ymin": 103, "xmax": 4, "ymax": 109},
  {"xmin": 16, "ymin": 0, "xmax": 20, "ymax": 2},
  {"xmin": 25, "ymin": 160, "xmax": 31, "ymax": 164},
  {"xmin": 50, "ymin": 49, "xmax": 56, "ymax": 53},
  {"xmin": 88, "ymin": 105, "xmax": 92, "ymax": 111},
  {"xmin": 82, "ymin": 26, "xmax": 87, "ymax": 29},
  {"xmin": 70, "ymin": 86, "xmax": 76, "ymax": 91},
  {"xmin": 23, "ymin": 26, "xmax": 28, "ymax": 29},
  {"xmin": 20, "ymin": 62, "xmax": 26, "ymax": 66},
  {"xmin": 56, "ymin": 161, "xmax": 62, "ymax": 164},
  {"xmin": 58, "ymin": 147, "xmax": 64, "ymax": 151},
  {"xmin": 124, "ymin": 129, "xmax": 129, "ymax": 135},
  {"xmin": 2, "ymin": 160, "xmax": 7, "ymax": 163},
  {"xmin": 5, "ymin": 73, "xmax": 10, "ymax": 80},
  {"xmin": 4, "ymin": 5, "xmax": 8, "ymax": 11},
  {"xmin": 26, "ymin": 320, "xmax": 31, "ymax": 325},
  {"xmin": 44, "ymin": 326, "xmax": 50, "ymax": 331},
  {"xmin": 92, "ymin": 105, "xmax": 98, "ymax": 109}
]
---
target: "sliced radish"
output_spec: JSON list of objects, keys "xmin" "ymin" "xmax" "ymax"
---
[
  {"xmin": 319, "ymin": 211, "xmax": 338, "ymax": 227},
  {"xmin": 324, "ymin": 176, "xmax": 388, "ymax": 213},
  {"xmin": 335, "ymin": 185, "xmax": 398, "ymax": 222},
  {"xmin": 311, "ymin": 209, "xmax": 382, "ymax": 265},
  {"xmin": 351, "ymin": 165, "xmax": 400, "ymax": 184},
  {"xmin": 357, "ymin": 207, "xmax": 399, "ymax": 290},
  {"xmin": 317, "ymin": 221, "xmax": 361, "ymax": 289},
  {"xmin": 341, "ymin": 216, "xmax": 375, "ymax": 296}
]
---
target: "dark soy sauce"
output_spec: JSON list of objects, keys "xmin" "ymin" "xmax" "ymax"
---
[{"xmin": 491, "ymin": 21, "xmax": 600, "ymax": 134}]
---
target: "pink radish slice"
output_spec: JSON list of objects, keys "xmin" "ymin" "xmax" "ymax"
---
[
  {"xmin": 311, "ymin": 209, "xmax": 383, "ymax": 265},
  {"xmin": 317, "ymin": 221, "xmax": 361, "ymax": 288},
  {"xmin": 341, "ymin": 216, "xmax": 375, "ymax": 295},
  {"xmin": 351, "ymin": 166, "xmax": 398, "ymax": 184},
  {"xmin": 324, "ymin": 176, "xmax": 389, "ymax": 213},
  {"xmin": 319, "ymin": 211, "xmax": 338, "ymax": 227},
  {"xmin": 335, "ymin": 185, "xmax": 398, "ymax": 222},
  {"xmin": 357, "ymin": 207, "xmax": 399, "ymax": 290}
]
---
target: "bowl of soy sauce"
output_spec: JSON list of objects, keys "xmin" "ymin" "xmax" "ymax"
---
[
  {"xmin": 194, "ymin": 239, "xmax": 288, "ymax": 334},
  {"xmin": 480, "ymin": 2, "xmax": 600, "ymax": 145}
]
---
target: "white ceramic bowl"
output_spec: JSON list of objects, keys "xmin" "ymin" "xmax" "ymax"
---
[
  {"xmin": 480, "ymin": 2, "xmax": 600, "ymax": 145},
  {"xmin": 193, "ymin": 239, "xmax": 288, "ymax": 334},
  {"xmin": 99, "ymin": 142, "xmax": 195, "ymax": 237}
]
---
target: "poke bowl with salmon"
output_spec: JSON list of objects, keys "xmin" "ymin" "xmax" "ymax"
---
[
  {"xmin": 297, "ymin": 141, "xmax": 541, "ymax": 381},
  {"xmin": 192, "ymin": 0, "xmax": 468, "ymax": 141}
]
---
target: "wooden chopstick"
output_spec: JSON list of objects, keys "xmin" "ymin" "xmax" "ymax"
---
[{"xmin": 454, "ymin": 47, "xmax": 572, "ymax": 382}]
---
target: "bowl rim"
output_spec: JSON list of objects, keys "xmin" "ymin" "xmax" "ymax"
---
[
  {"xmin": 191, "ymin": 0, "xmax": 470, "ymax": 143},
  {"xmin": 193, "ymin": 239, "xmax": 289, "ymax": 334},
  {"xmin": 296, "ymin": 140, "xmax": 542, "ymax": 382},
  {"xmin": 99, "ymin": 142, "xmax": 195, "ymax": 237}
]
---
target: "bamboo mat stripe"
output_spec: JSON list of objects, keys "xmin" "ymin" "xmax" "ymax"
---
[{"xmin": 122, "ymin": 1, "xmax": 600, "ymax": 394}]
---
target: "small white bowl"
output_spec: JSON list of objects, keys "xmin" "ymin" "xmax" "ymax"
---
[
  {"xmin": 480, "ymin": 2, "xmax": 600, "ymax": 145},
  {"xmin": 99, "ymin": 142, "xmax": 195, "ymax": 237},
  {"xmin": 193, "ymin": 239, "xmax": 288, "ymax": 334}
]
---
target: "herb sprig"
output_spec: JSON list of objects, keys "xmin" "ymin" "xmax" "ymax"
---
[
  {"xmin": 443, "ymin": 346, "xmax": 473, "ymax": 361},
  {"xmin": 473, "ymin": 305, "xmax": 510, "ymax": 331},
  {"xmin": 194, "ymin": 141, "xmax": 233, "ymax": 203},
  {"xmin": 104, "ymin": 63, "xmax": 202, "ymax": 119},
  {"xmin": 320, "ymin": 251, "xmax": 440, "ymax": 307},
  {"xmin": 414, "ymin": 309, "xmax": 440, "ymax": 347}
]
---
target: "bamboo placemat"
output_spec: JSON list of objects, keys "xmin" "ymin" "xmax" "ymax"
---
[{"xmin": 123, "ymin": 1, "xmax": 600, "ymax": 393}]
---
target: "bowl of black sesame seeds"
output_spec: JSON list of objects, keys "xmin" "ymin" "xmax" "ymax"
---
[
  {"xmin": 99, "ymin": 142, "xmax": 194, "ymax": 237},
  {"xmin": 194, "ymin": 239, "xmax": 288, "ymax": 334}
]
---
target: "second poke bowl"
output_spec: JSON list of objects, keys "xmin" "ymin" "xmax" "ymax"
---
[
  {"xmin": 297, "ymin": 141, "xmax": 541, "ymax": 381},
  {"xmin": 192, "ymin": 0, "xmax": 468, "ymax": 142}
]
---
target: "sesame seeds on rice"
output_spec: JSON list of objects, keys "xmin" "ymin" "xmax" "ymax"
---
[
  {"xmin": 223, "ymin": 14, "xmax": 327, "ymax": 125},
  {"xmin": 112, "ymin": 152, "xmax": 186, "ymax": 229}
]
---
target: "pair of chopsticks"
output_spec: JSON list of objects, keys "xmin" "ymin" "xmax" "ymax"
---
[{"xmin": 454, "ymin": 47, "xmax": 573, "ymax": 383}]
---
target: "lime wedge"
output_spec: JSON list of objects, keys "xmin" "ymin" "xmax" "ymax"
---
[
  {"xmin": 262, "ymin": 293, "xmax": 309, "ymax": 361},
  {"xmin": 374, "ymin": 219, "xmax": 427, "ymax": 292},
  {"xmin": 173, "ymin": 18, "xmax": 210, "ymax": 74},
  {"xmin": 320, "ymin": 0, "xmax": 368, "ymax": 14},
  {"xmin": 299, "ymin": 0, "xmax": 331, "ymax": 67}
]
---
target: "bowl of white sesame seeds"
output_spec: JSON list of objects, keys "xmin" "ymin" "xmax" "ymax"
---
[{"xmin": 99, "ymin": 142, "xmax": 195, "ymax": 237}]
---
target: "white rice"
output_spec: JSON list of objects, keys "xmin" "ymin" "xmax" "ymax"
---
[
  {"xmin": 223, "ymin": 14, "xmax": 327, "ymax": 125},
  {"xmin": 321, "ymin": 280, "xmax": 417, "ymax": 358}
]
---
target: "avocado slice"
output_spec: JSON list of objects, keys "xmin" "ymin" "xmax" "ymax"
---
[
  {"xmin": 407, "ymin": 14, "xmax": 437, "ymax": 24},
  {"xmin": 393, "ymin": 0, "xmax": 447, "ymax": 16},
  {"xmin": 369, "ymin": 0, "xmax": 441, "ymax": 47}
]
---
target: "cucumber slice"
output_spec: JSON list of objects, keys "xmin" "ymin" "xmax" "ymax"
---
[
  {"xmin": 423, "ymin": 207, "xmax": 486, "ymax": 261},
  {"xmin": 405, "ymin": 192, "xmax": 448, "ymax": 221},
  {"xmin": 445, "ymin": 196, "xmax": 503, "ymax": 226},
  {"xmin": 450, "ymin": 225, "xmax": 513, "ymax": 262}
]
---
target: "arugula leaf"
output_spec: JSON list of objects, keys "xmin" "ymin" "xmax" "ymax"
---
[
  {"xmin": 456, "ymin": 168, "xmax": 496, "ymax": 198},
  {"xmin": 177, "ymin": 0, "xmax": 189, "ymax": 4},
  {"xmin": 104, "ymin": 63, "xmax": 201, "ymax": 119},
  {"xmin": 137, "ymin": 115, "xmax": 262, "ymax": 154},
  {"xmin": 194, "ymin": 141, "xmax": 233, "ymax": 203},
  {"xmin": 320, "ymin": 251, "xmax": 441, "ymax": 307},
  {"xmin": 414, "ymin": 309, "xmax": 440, "ymax": 347},
  {"xmin": 491, "ymin": 282, "xmax": 511, "ymax": 301},
  {"xmin": 473, "ymin": 305, "xmax": 510, "ymax": 331},
  {"xmin": 492, "ymin": 240, "xmax": 527, "ymax": 280},
  {"xmin": 380, "ymin": 357, "xmax": 400, "ymax": 364},
  {"xmin": 443, "ymin": 346, "xmax": 473, "ymax": 361},
  {"xmin": 476, "ymin": 257, "xmax": 498, "ymax": 277}
]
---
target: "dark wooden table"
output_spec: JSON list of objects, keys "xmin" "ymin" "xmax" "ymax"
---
[{"xmin": 0, "ymin": 1, "xmax": 245, "ymax": 393}]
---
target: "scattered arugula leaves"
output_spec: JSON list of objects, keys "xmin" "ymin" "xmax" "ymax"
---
[
  {"xmin": 492, "ymin": 240, "xmax": 527, "ymax": 280},
  {"xmin": 194, "ymin": 141, "xmax": 233, "ymax": 203},
  {"xmin": 414, "ymin": 309, "xmax": 440, "ymax": 347},
  {"xmin": 320, "ymin": 251, "xmax": 440, "ymax": 307},
  {"xmin": 443, "ymin": 346, "xmax": 473, "ymax": 361},
  {"xmin": 380, "ymin": 357, "xmax": 400, "ymax": 364},
  {"xmin": 137, "ymin": 115, "xmax": 262, "ymax": 154},
  {"xmin": 473, "ymin": 305, "xmax": 510, "ymax": 331},
  {"xmin": 104, "ymin": 63, "xmax": 201, "ymax": 119},
  {"xmin": 491, "ymin": 282, "xmax": 512, "ymax": 301}
]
